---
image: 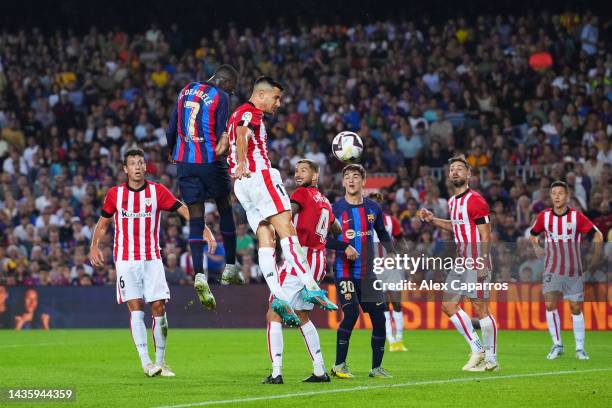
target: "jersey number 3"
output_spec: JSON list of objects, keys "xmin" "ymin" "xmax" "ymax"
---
[{"xmin": 315, "ymin": 208, "xmax": 330, "ymax": 243}]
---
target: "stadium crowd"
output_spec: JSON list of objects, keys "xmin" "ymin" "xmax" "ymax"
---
[{"xmin": 0, "ymin": 10, "xmax": 610, "ymax": 288}]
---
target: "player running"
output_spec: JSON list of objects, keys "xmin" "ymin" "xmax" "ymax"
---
[
  {"xmin": 263, "ymin": 159, "xmax": 341, "ymax": 384},
  {"xmin": 328, "ymin": 164, "xmax": 394, "ymax": 379},
  {"xmin": 420, "ymin": 155, "xmax": 499, "ymax": 372},
  {"xmin": 89, "ymin": 148, "xmax": 216, "ymax": 377},
  {"xmin": 167, "ymin": 64, "xmax": 243, "ymax": 311},
  {"xmin": 529, "ymin": 180, "xmax": 603, "ymax": 360},
  {"xmin": 369, "ymin": 193, "xmax": 407, "ymax": 352},
  {"xmin": 227, "ymin": 76, "xmax": 337, "ymax": 327}
]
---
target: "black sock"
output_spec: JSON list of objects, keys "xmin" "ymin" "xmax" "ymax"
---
[
  {"xmin": 335, "ymin": 327, "xmax": 352, "ymax": 365},
  {"xmin": 218, "ymin": 203, "xmax": 236, "ymax": 265},
  {"xmin": 369, "ymin": 309, "xmax": 387, "ymax": 369}
]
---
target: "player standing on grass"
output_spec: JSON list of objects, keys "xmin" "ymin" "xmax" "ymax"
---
[
  {"xmin": 420, "ymin": 155, "xmax": 499, "ymax": 372},
  {"xmin": 167, "ymin": 64, "xmax": 243, "ymax": 311},
  {"xmin": 89, "ymin": 148, "xmax": 216, "ymax": 377},
  {"xmin": 529, "ymin": 180, "xmax": 603, "ymax": 360},
  {"xmin": 227, "ymin": 77, "xmax": 337, "ymax": 327},
  {"xmin": 263, "ymin": 159, "xmax": 347, "ymax": 384},
  {"xmin": 328, "ymin": 164, "xmax": 394, "ymax": 379},
  {"xmin": 369, "ymin": 192, "xmax": 407, "ymax": 352}
]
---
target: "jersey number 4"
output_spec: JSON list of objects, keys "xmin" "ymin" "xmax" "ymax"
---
[
  {"xmin": 184, "ymin": 101, "xmax": 200, "ymax": 137},
  {"xmin": 315, "ymin": 208, "xmax": 330, "ymax": 243}
]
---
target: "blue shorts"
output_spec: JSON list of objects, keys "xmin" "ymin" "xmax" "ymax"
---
[{"xmin": 177, "ymin": 161, "xmax": 232, "ymax": 204}]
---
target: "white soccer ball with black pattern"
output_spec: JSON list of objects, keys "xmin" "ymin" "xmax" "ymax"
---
[{"xmin": 332, "ymin": 131, "xmax": 363, "ymax": 163}]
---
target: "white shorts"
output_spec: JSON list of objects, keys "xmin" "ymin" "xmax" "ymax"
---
[
  {"xmin": 444, "ymin": 268, "xmax": 491, "ymax": 300},
  {"xmin": 271, "ymin": 248, "xmax": 326, "ymax": 311},
  {"xmin": 542, "ymin": 272, "xmax": 584, "ymax": 302},
  {"xmin": 234, "ymin": 168, "xmax": 291, "ymax": 233},
  {"xmin": 116, "ymin": 259, "xmax": 170, "ymax": 304}
]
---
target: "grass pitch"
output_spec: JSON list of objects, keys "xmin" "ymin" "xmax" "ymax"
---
[{"xmin": 1, "ymin": 329, "xmax": 611, "ymax": 407}]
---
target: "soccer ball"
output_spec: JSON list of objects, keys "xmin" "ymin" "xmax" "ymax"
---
[{"xmin": 332, "ymin": 131, "xmax": 363, "ymax": 163}]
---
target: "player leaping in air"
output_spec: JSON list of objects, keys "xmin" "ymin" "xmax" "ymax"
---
[
  {"xmin": 89, "ymin": 148, "xmax": 216, "ymax": 377},
  {"xmin": 263, "ymin": 159, "xmax": 348, "ymax": 384},
  {"xmin": 167, "ymin": 64, "xmax": 243, "ymax": 311},
  {"xmin": 227, "ymin": 76, "xmax": 337, "ymax": 327},
  {"xmin": 530, "ymin": 180, "xmax": 603, "ymax": 360},
  {"xmin": 328, "ymin": 164, "xmax": 395, "ymax": 379},
  {"xmin": 420, "ymin": 155, "xmax": 499, "ymax": 372}
]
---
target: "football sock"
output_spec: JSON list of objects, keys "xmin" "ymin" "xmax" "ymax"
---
[
  {"xmin": 335, "ymin": 303, "xmax": 359, "ymax": 365},
  {"xmin": 130, "ymin": 311, "xmax": 151, "ymax": 368},
  {"xmin": 268, "ymin": 321, "xmax": 283, "ymax": 377},
  {"xmin": 546, "ymin": 309, "xmax": 562, "ymax": 346},
  {"xmin": 450, "ymin": 308, "xmax": 484, "ymax": 353},
  {"xmin": 384, "ymin": 311, "xmax": 396, "ymax": 343},
  {"xmin": 279, "ymin": 236, "xmax": 318, "ymax": 290},
  {"xmin": 189, "ymin": 218, "xmax": 206, "ymax": 276},
  {"xmin": 258, "ymin": 248, "xmax": 287, "ymax": 301},
  {"xmin": 218, "ymin": 201, "xmax": 237, "ymax": 265},
  {"xmin": 370, "ymin": 310, "xmax": 386, "ymax": 368},
  {"xmin": 479, "ymin": 315, "xmax": 497, "ymax": 362},
  {"xmin": 572, "ymin": 312, "xmax": 585, "ymax": 351},
  {"xmin": 152, "ymin": 314, "xmax": 167, "ymax": 365},
  {"xmin": 392, "ymin": 310, "xmax": 404, "ymax": 342},
  {"xmin": 299, "ymin": 321, "xmax": 325, "ymax": 376}
]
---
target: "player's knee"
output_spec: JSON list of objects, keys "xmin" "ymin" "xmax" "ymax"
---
[
  {"xmin": 151, "ymin": 301, "xmax": 165, "ymax": 316},
  {"xmin": 392, "ymin": 301, "xmax": 402, "ymax": 311},
  {"xmin": 340, "ymin": 304, "xmax": 359, "ymax": 328},
  {"xmin": 544, "ymin": 301, "xmax": 557, "ymax": 311},
  {"xmin": 369, "ymin": 310, "xmax": 386, "ymax": 334},
  {"xmin": 266, "ymin": 308, "xmax": 282, "ymax": 323},
  {"xmin": 569, "ymin": 302, "xmax": 582, "ymax": 315},
  {"xmin": 441, "ymin": 302, "xmax": 458, "ymax": 316},
  {"xmin": 187, "ymin": 203, "xmax": 204, "ymax": 219},
  {"xmin": 296, "ymin": 310, "xmax": 310, "ymax": 324},
  {"xmin": 471, "ymin": 303, "xmax": 488, "ymax": 319}
]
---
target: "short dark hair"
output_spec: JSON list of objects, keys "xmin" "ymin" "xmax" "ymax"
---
[
  {"xmin": 254, "ymin": 76, "xmax": 284, "ymax": 91},
  {"xmin": 342, "ymin": 163, "xmax": 366, "ymax": 178},
  {"xmin": 369, "ymin": 192, "xmax": 384, "ymax": 203},
  {"xmin": 123, "ymin": 148, "xmax": 145, "ymax": 165},
  {"xmin": 214, "ymin": 64, "xmax": 239, "ymax": 81},
  {"xmin": 296, "ymin": 158, "xmax": 319, "ymax": 172},
  {"xmin": 448, "ymin": 154, "xmax": 471, "ymax": 169},
  {"xmin": 550, "ymin": 180, "xmax": 569, "ymax": 192}
]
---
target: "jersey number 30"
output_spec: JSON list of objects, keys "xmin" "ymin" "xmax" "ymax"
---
[{"xmin": 315, "ymin": 208, "xmax": 330, "ymax": 243}]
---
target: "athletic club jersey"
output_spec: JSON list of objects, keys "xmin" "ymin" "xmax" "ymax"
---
[
  {"xmin": 291, "ymin": 186, "xmax": 334, "ymax": 251},
  {"xmin": 448, "ymin": 188, "xmax": 490, "ymax": 260},
  {"xmin": 167, "ymin": 81, "xmax": 230, "ymax": 164},
  {"xmin": 332, "ymin": 197, "xmax": 391, "ymax": 279},
  {"xmin": 530, "ymin": 208, "xmax": 595, "ymax": 276},
  {"xmin": 101, "ymin": 181, "xmax": 180, "ymax": 261},
  {"xmin": 226, "ymin": 102, "xmax": 271, "ymax": 174},
  {"xmin": 373, "ymin": 213, "xmax": 401, "ymax": 256}
]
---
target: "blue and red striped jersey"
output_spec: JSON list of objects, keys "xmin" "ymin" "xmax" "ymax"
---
[
  {"xmin": 167, "ymin": 81, "xmax": 229, "ymax": 164},
  {"xmin": 331, "ymin": 197, "xmax": 390, "ymax": 279}
]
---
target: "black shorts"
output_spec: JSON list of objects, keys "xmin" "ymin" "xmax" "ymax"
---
[
  {"xmin": 177, "ymin": 161, "xmax": 232, "ymax": 204},
  {"xmin": 335, "ymin": 278, "xmax": 385, "ymax": 313}
]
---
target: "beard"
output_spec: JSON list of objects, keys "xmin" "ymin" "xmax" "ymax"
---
[{"xmin": 451, "ymin": 178, "xmax": 467, "ymax": 187}]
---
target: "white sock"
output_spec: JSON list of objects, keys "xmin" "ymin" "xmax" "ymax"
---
[
  {"xmin": 546, "ymin": 309, "xmax": 563, "ymax": 346},
  {"xmin": 572, "ymin": 313, "xmax": 585, "ymax": 351},
  {"xmin": 479, "ymin": 315, "xmax": 497, "ymax": 362},
  {"xmin": 299, "ymin": 321, "xmax": 325, "ymax": 376},
  {"xmin": 268, "ymin": 321, "xmax": 283, "ymax": 377},
  {"xmin": 384, "ymin": 311, "xmax": 396, "ymax": 343},
  {"xmin": 450, "ymin": 309, "xmax": 483, "ymax": 353},
  {"xmin": 258, "ymin": 248, "xmax": 288, "ymax": 301},
  {"xmin": 279, "ymin": 236, "xmax": 317, "ymax": 290},
  {"xmin": 152, "ymin": 314, "xmax": 168, "ymax": 365},
  {"xmin": 130, "ymin": 311, "xmax": 151, "ymax": 368},
  {"xmin": 392, "ymin": 310, "xmax": 404, "ymax": 342}
]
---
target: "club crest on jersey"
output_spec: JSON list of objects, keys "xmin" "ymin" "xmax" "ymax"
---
[
  {"xmin": 241, "ymin": 111, "xmax": 252, "ymax": 124},
  {"xmin": 144, "ymin": 198, "xmax": 152, "ymax": 207},
  {"xmin": 367, "ymin": 213, "xmax": 375, "ymax": 223},
  {"xmin": 344, "ymin": 293, "xmax": 352, "ymax": 301}
]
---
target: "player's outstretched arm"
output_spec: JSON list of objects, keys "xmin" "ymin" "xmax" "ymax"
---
[
  {"xmin": 89, "ymin": 216, "xmax": 111, "ymax": 267},
  {"xmin": 587, "ymin": 228, "xmax": 604, "ymax": 270},
  {"xmin": 233, "ymin": 126, "xmax": 251, "ymax": 179},
  {"xmin": 419, "ymin": 208, "xmax": 453, "ymax": 232}
]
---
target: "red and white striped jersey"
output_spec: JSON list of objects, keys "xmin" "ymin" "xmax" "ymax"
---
[
  {"xmin": 448, "ymin": 188, "xmax": 490, "ymax": 259},
  {"xmin": 373, "ymin": 213, "xmax": 402, "ymax": 256},
  {"xmin": 226, "ymin": 102, "xmax": 271, "ymax": 174},
  {"xmin": 101, "ymin": 181, "xmax": 180, "ymax": 261},
  {"xmin": 530, "ymin": 208, "xmax": 595, "ymax": 276},
  {"xmin": 279, "ymin": 248, "xmax": 327, "ymax": 284}
]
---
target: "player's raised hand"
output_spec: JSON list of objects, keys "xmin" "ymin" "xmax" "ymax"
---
[
  {"xmin": 418, "ymin": 208, "xmax": 434, "ymax": 223},
  {"xmin": 89, "ymin": 246, "xmax": 105, "ymax": 268},
  {"xmin": 203, "ymin": 226, "xmax": 217, "ymax": 254},
  {"xmin": 232, "ymin": 163, "xmax": 251, "ymax": 179},
  {"xmin": 345, "ymin": 245, "xmax": 359, "ymax": 261}
]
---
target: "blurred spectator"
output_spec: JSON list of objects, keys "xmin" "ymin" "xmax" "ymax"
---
[{"xmin": 14, "ymin": 288, "xmax": 50, "ymax": 330}]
